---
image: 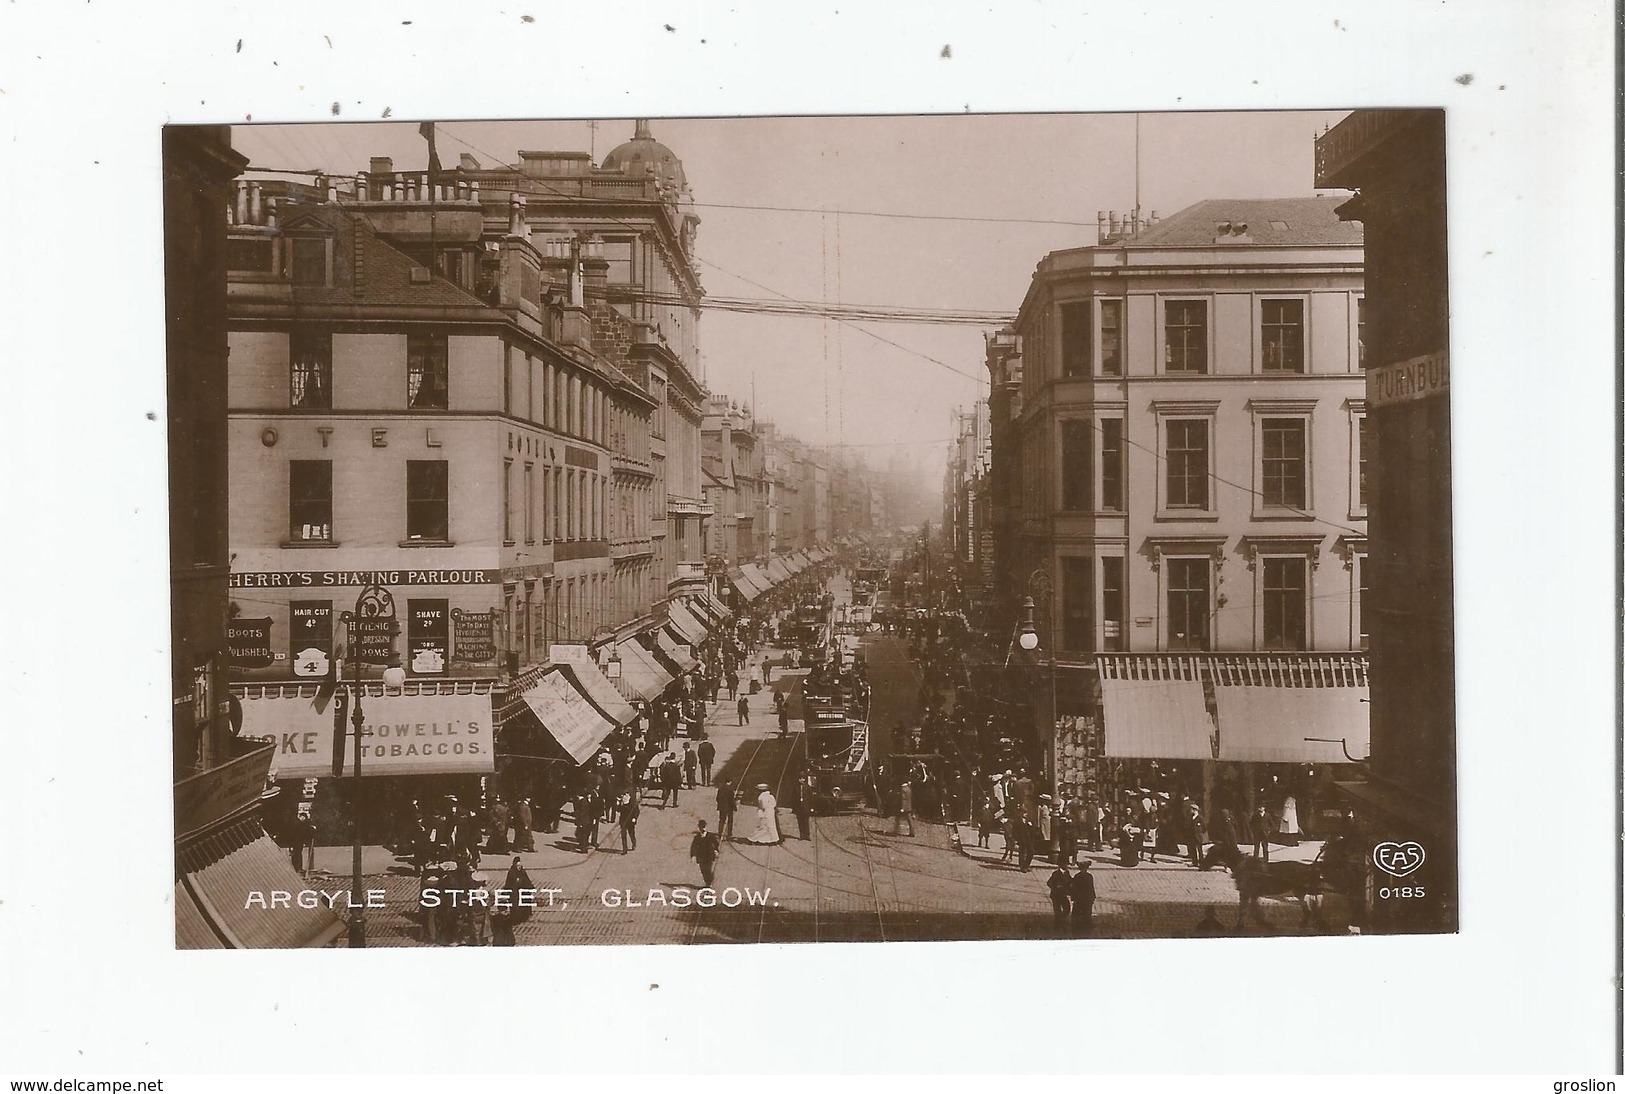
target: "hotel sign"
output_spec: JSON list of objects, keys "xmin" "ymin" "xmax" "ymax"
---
[{"xmin": 1368, "ymin": 351, "xmax": 1449, "ymax": 408}]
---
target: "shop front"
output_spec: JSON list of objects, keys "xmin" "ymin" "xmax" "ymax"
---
[
  {"xmin": 174, "ymin": 738, "xmax": 347, "ymax": 949},
  {"xmin": 1090, "ymin": 653, "xmax": 1371, "ymax": 839},
  {"xmin": 233, "ymin": 681, "xmax": 498, "ymax": 846}
]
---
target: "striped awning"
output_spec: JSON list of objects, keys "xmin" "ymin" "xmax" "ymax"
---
[
  {"xmin": 520, "ymin": 669, "xmax": 616, "ymax": 765},
  {"xmin": 1213, "ymin": 685, "xmax": 1371, "ymax": 763},
  {"xmin": 726, "ymin": 568, "xmax": 761, "ymax": 602},
  {"xmin": 689, "ymin": 591, "xmax": 728, "ymax": 627},
  {"xmin": 652, "ymin": 629, "xmax": 698, "ymax": 673},
  {"xmin": 176, "ymin": 818, "xmax": 347, "ymax": 949},
  {"xmin": 614, "ymin": 638, "xmax": 672, "ymax": 702},
  {"xmin": 1099, "ymin": 677, "xmax": 1216, "ymax": 760},
  {"xmin": 665, "ymin": 601, "xmax": 710, "ymax": 646},
  {"xmin": 554, "ymin": 657, "xmax": 637, "ymax": 727},
  {"xmin": 738, "ymin": 564, "xmax": 771, "ymax": 598}
]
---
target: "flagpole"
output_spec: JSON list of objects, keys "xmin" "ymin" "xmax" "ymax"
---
[{"xmin": 422, "ymin": 122, "xmax": 440, "ymax": 278}]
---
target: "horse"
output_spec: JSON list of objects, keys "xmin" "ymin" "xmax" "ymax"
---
[{"xmin": 1232, "ymin": 854, "xmax": 1330, "ymax": 931}]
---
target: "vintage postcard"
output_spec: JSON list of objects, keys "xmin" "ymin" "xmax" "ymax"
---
[{"xmin": 167, "ymin": 110, "xmax": 1454, "ymax": 948}]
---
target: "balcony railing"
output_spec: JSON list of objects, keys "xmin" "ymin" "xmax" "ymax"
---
[{"xmin": 1096, "ymin": 652, "xmax": 1368, "ymax": 687}]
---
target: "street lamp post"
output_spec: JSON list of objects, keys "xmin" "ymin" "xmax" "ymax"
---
[
  {"xmin": 1018, "ymin": 574, "xmax": 1061, "ymax": 794},
  {"xmin": 337, "ymin": 585, "xmax": 405, "ymax": 949}
]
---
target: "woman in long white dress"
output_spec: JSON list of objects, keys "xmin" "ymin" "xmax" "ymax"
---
[{"xmin": 748, "ymin": 783, "xmax": 782, "ymax": 844}]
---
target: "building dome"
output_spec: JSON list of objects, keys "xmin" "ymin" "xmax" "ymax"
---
[{"xmin": 601, "ymin": 119, "xmax": 688, "ymax": 195}]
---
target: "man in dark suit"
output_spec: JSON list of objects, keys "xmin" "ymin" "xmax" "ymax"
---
[
  {"xmin": 690, "ymin": 821, "xmax": 721, "ymax": 887},
  {"xmin": 1070, "ymin": 861, "xmax": 1096, "ymax": 935},
  {"xmin": 511, "ymin": 798, "xmax": 535, "ymax": 853},
  {"xmin": 697, "ymin": 738, "xmax": 716, "ymax": 786},
  {"xmin": 1046, "ymin": 863, "xmax": 1073, "ymax": 930},
  {"xmin": 715, "ymin": 780, "xmax": 737, "ymax": 840}
]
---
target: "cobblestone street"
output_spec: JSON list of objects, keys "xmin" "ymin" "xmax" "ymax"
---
[{"xmin": 309, "ymin": 577, "xmax": 1352, "ymax": 946}]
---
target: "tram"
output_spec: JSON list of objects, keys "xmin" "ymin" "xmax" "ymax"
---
[{"xmin": 800, "ymin": 661, "xmax": 871, "ymax": 815}]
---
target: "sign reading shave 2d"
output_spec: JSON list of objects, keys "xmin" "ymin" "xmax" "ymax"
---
[{"xmin": 238, "ymin": 691, "xmax": 494, "ymax": 779}]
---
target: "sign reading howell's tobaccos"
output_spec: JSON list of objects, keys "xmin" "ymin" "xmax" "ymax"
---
[
  {"xmin": 1368, "ymin": 350, "xmax": 1449, "ymax": 408},
  {"xmin": 236, "ymin": 690, "xmax": 494, "ymax": 779}
]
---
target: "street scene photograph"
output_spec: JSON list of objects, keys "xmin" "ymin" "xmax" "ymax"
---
[{"xmin": 166, "ymin": 109, "xmax": 1455, "ymax": 948}]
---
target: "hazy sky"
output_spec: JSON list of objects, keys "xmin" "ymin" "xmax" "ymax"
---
[{"xmin": 232, "ymin": 110, "xmax": 1351, "ymax": 471}]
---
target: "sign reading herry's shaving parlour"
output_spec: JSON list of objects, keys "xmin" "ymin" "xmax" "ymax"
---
[
  {"xmin": 238, "ymin": 691, "xmax": 495, "ymax": 779},
  {"xmin": 1368, "ymin": 351, "xmax": 1449, "ymax": 408},
  {"xmin": 229, "ymin": 569, "xmax": 500, "ymax": 589}
]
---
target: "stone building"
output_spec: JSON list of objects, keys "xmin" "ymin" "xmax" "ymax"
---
[{"xmin": 996, "ymin": 197, "xmax": 1370, "ymax": 824}]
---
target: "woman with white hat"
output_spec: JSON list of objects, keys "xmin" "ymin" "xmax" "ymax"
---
[{"xmin": 747, "ymin": 782, "xmax": 781, "ymax": 845}]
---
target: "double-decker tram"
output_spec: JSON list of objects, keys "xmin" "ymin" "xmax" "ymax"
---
[{"xmin": 800, "ymin": 656, "xmax": 871, "ymax": 815}]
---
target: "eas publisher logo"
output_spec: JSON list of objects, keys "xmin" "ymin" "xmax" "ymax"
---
[
  {"xmin": 1372, "ymin": 841, "xmax": 1426, "ymax": 878},
  {"xmin": 1372, "ymin": 840, "xmax": 1427, "ymax": 900}
]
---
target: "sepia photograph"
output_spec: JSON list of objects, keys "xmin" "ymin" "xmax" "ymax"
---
[
  {"xmin": 5, "ymin": 0, "xmax": 1615, "ymax": 1079},
  {"xmin": 169, "ymin": 110, "xmax": 1454, "ymax": 948}
]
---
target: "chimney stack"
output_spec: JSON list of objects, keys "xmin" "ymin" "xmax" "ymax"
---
[{"xmin": 369, "ymin": 156, "xmax": 393, "ymax": 176}]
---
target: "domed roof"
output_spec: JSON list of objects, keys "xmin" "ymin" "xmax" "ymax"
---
[{"xmin": 602, "ymin": 119, "xmax": 687, "ymax": 194}]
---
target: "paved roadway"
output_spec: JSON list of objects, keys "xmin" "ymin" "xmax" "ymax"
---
[{"xmin": 311, "ymin": 572, "xmax": 1351, "ymax": 944}]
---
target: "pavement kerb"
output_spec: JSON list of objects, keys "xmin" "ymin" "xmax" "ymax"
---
[{"xmin": 949, "ymin": 821, "xmax": 1327, "ymax": 873}]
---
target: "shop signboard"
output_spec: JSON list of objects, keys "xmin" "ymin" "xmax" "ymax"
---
[
  {"xmin": 174, "ymin": 739, "xmax": 278, "ymax": 840},
  {"xmin": 237, "ymin": 690, "xmax": 494, "ymax": 779},
  {"xmin": 351, "ymin": 617, "xmax": 399, "ymax": 665},
  {"xmin": 290, "ymin": 601, "xmax": 333, "ymax": 678},
  {"xmin": 228, "ymin": 618, "xmax": 274, "ymax": 668},
  {"xmin": 451, "ymin": 608, "xmax": 498, "ymax": 664},
  {"xmin": 408, "ymin": 599, "xmax": 449, "ymax": 676}
]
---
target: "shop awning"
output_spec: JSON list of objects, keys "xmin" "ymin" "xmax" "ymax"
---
[
  {"xmin": 554, "ymin": 657, "xmax": 638, "ymax": 728},
  {"xmin": 176, "ymin": 818, "xmax": 347, "ymax": 949},
  {"xmin": 1213, "ymin": 685, "xmax": 1371, "ymax": 763},
  {"xmin": 519, "ymin": 669, "xmax": 616, "ymax": 764},
  {"xmin": 699, "ymin": 589, "xmax": 732, "ymax": 621},
  {"xmin": 652, "ymin": 629, "xmax": 698, "ymax": 673},
  {"xmin": 235, "ymin": 685, "xmax": 496, "ymax": 779},
  {"xmin": 728, "ymin": 570, "xmax": 763, "ymax": 602},
  {"xmin": 726, "ymin": 568, "xmax": 759, "ymax": 602},
  {"xmin": 1099, "ymin": 677, "xmax": 1216, "ymax": 760},
  {"xmin": 766, "ymin": 558, "xmax": 792, "ymax": 584},
  {"xmin": 665, "ymin": 601, "xmax": 710, "ymax": 646},
  {"xmin": 740, "ymin": 563, "xmax": 772, "ymax": 596},
  {"xmin": 686, "ymin": 593, "xmax": 723, "ymax": 628},
  {"xmin": 614, "ymin": 639, "xmax": 672, "ymax": 702}
]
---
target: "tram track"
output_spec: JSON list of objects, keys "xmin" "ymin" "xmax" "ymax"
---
[{"xmin": 701, "ymin": 722, "xmax": 808, "ymax": 942}]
